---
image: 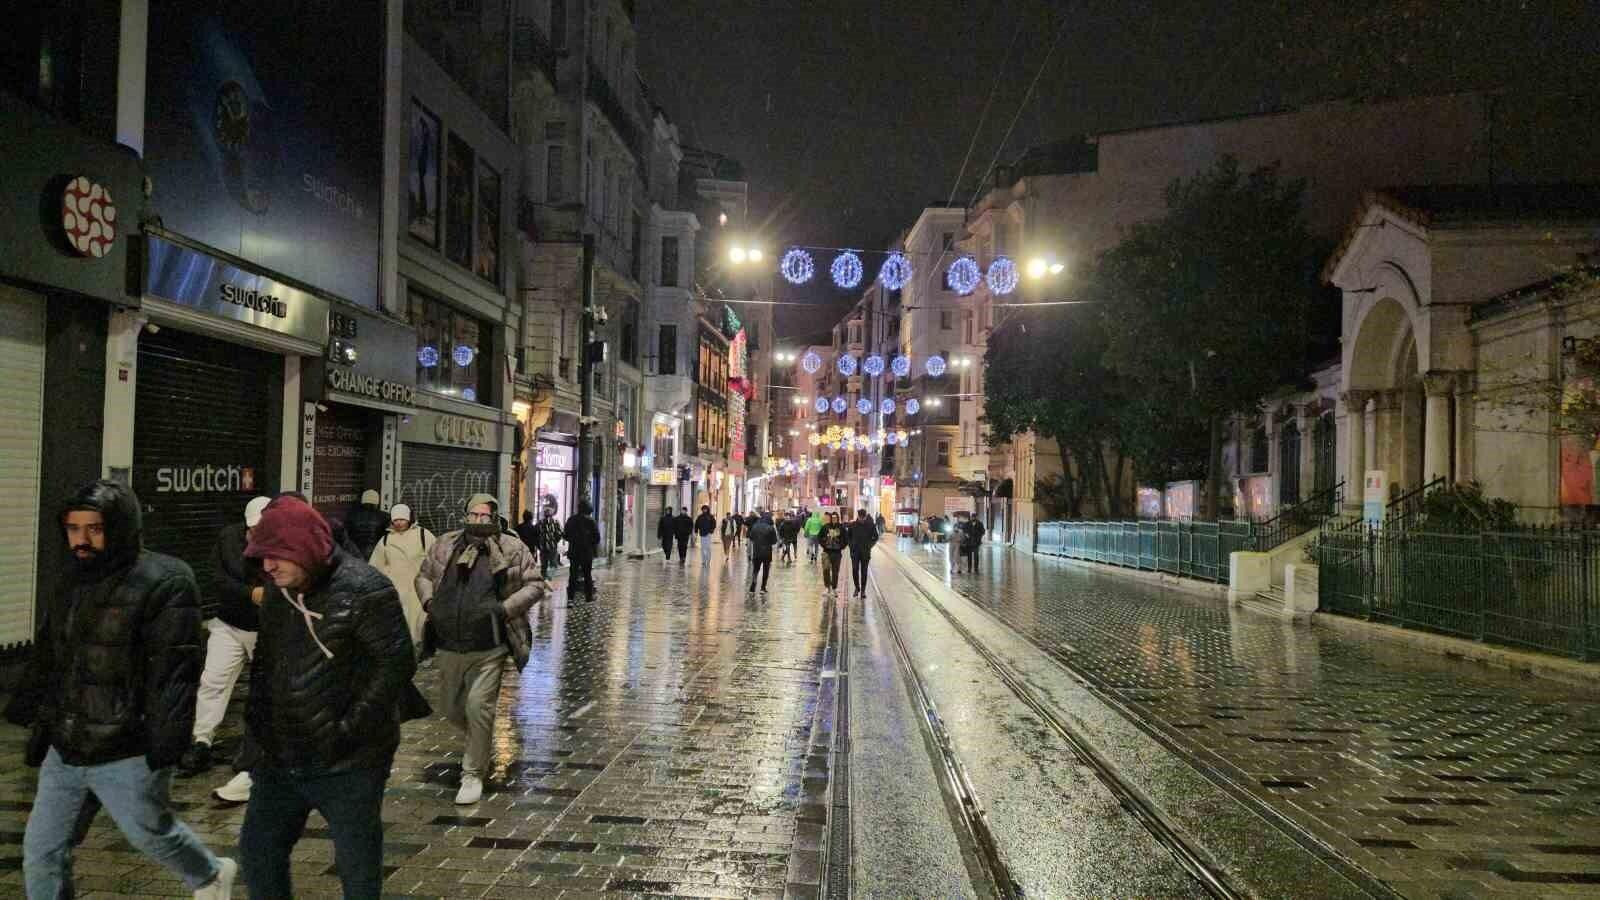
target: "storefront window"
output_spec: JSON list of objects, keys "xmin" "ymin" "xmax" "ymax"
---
[{"xmin": 410, "ymin": 289, "xmax": 491, "ymax": 404}]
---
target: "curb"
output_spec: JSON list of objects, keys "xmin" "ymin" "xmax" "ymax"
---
[{"xmin": 1311, "ymin": 612, "xmax": 1600, "ymax": 689}]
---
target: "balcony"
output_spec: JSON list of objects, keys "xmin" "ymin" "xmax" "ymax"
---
[
  {"xmin": 586, "ymin": 63, "xmax": 644, "ymax": 164},
  {"xmin": 513, "ymin": 18, "xmax": 559, "ymax": 89}
]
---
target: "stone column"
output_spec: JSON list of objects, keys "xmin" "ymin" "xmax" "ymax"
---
[
  {"xmin": 1296, "ymin": 403, "xmax": 1315, "ymax": 500},
  {"xmin": 1266, "ymin": 411, "xmax": 1281, "ymax": 507},
  {"xmin": 1453, "ymin": 373, "xmax": 1474, "ymax": 485},
  {"xmin": 1342, "ymin": 391, "xmax": 1372, "ymax": 512},
  {"xmin": 1423, "ymin": 371, "xmax": 1455, "ymax": 484}
]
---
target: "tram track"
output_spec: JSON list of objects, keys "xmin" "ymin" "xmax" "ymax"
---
[{"xmin": 870, "ymin": 566, "xmax": 1244, "ymax": 900}]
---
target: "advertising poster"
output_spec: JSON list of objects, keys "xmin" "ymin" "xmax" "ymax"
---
[
  {"xmin": 408, "ymin": 101, "xmax": 440, "ymax": 246},
  {"xmin": 143, "ymin": 1, "xmax": 383, "ymax": 305},
  {"xmin": 474, "ymin": 161, "xmax": 501, "ymax": 284},
  {"xmin": 445, "ymin": 133, "xmax": 475, "ymax": 269}
]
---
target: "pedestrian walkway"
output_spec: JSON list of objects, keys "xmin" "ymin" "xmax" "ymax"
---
[
  {"xmin": 895, "ymin": 538, "xmax": 1600, "ymax": 899},
  {"xmin": 0, "ymin": 545, "xmax": 838, "ymax": 898}
]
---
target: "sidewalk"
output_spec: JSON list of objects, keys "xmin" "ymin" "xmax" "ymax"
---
[
  {"xmin": 895, "ymin": 538, "xmax": 1600, "ymax": 899},
  {"xmin": 0, "ymin": 548, "xmax": 839, "ymax": 898}
]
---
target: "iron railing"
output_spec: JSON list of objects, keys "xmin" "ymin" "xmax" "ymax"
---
[
  {"xmin": 1036, "ymin": 519, "xmax": 1255, "ymax": 584},
  {"xmin": 1385, "ymin": 475, "xmax": 1445, "ymax": 531},
  {"xmin": 1315, "ymin": 521, "xmax": 1598, "ymax": 661},
  {"xmin": 1252, "ymin": 479, "xmax": 1344, "ymax": 551},
  {"xmin": 586, "ymin": 63, "xmax": 645, "ymax": 164}
]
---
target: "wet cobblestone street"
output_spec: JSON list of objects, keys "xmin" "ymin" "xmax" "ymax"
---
[
  {"xmin": 0, "ymin": 547, "xmax": 838, "ymax": 899},
  {"xmin": 893, "ymin": 539, "xmax": 1600, "ymax": 899}
]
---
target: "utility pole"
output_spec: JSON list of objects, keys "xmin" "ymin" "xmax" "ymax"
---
[{"xmin": 577, "ymin": 233, "xmax": 596, "ymax": 508}]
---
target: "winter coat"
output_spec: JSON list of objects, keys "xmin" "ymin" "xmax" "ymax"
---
[
  {"xmin": 6, "ymin": 480, "xmax": 204, "ymax": 770},
  {"xmin": 848, "ymin": 519, "xmax": 880, "ymax": 555},
  {"xmin": 343, "ymin": 504, "xmax": 390, "ymax": 560},
  {"xmin": 514, "ymin": 520, "xmax": 540, "ymax": 553},
  {"xmin": 819, "ymin": 523, "xmax": 848, "ymax": 553},
  {"xmin": 778, "ymin": 518, "xmax": 801, "ymax": 542},
  {"xmin": 416, "ymin": 531, "xmax": 544, "ymax": 648},
  {"xmin": 804, "ymin": 513, "xmax": 824, "ymax": 537},
  {"xmin": 672, "ymin": 513, "xmax": 694, "ymax": 541},
  {"xmin": 720, "ymin": 515, "xmax": 740, "ymax": 538},
  {"xmin": 535, "ymin": 517, "xmax": 564, "ymax": 552},
  {"xmin": 562, "ymin": 514, "xmax": 602, "ymax": 562},
  {"xmin": 694, "ymin": 512, "xmax": 717, "ymax": 537},
  {"xmin": 247, "ymin": 548, "xmax": 417, "ymax": 773},
  {"xmin": 747, "ymin": 518, "xmax": 780, "ymax": 561},
  {"xmin": 211, "ymin": 522, "xmax": 263, "ymax": 631},
  {"xmin": 961, "ymin": 519, "xmax": 986, "ymax": 550},
  {"xmin": 657, "ymin": 515, "xmax": 675, "ymax": 542},
  {"xmin": 368, "ymin": 525, "xmax": 435, "ymax": 647}
]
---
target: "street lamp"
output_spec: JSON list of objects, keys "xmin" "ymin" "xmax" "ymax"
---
[{"xmin": 729, "ymin": 246, "xmax": 747, "ymax": 264}]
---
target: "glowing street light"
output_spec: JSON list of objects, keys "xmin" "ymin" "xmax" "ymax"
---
[
  {"xmin": 749, "ymin": 248, "xmax": 764, "ymax": 262},
  {"xmin": 1027, "ymin": 257, "xmax": 1049, "ymax": 279},
  {"xmin": 730, "ymin": 246, "xmax": 747, "ymax": 263}
]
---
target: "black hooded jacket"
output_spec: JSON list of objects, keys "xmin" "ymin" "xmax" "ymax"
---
[
  {"xmin": 657, "ymin": 514, "xmax": 674, "ymax": 542},
  {"xmin": 246, "ymin": 548, "xmax": 416, "ymax": 774},
  {"xmin": 211, "ymin": 522, "xmax": 263, "ymax": 631},
  {"xmin": 344, "ymin": 503, "xmax": 390, "ymax": 559},
  {"xmin": 672, "ymin": 512, "xmax": 694, "ymax": 541},
  {"xmin": 4, "ymin": 480, "xmax": 203, "ymax": 769}
]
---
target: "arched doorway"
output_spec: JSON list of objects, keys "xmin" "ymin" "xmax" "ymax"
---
[{"xmin": 1345, "ymin": 295, "xmax": 1426, "ymax": 497}]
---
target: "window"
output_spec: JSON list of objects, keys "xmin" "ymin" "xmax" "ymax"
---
[
  {"xmin": 630, "ymin": 212, "xmax": 642, "ymax": 280},
  {"xmin": 660, "ymin": 236, "xmax": 679, "ymax": 286},
  {"xmin": 409, "ymin": 289, "xmax": 492, "ymax": 405},
  {"xmin": 444, "ymin": 133, "xmax": 475, "ymax": 268},
  {"xmin": 545, "ymin": 144, "xmax": 564, "ymax": 202},
  {"xmin": 936, "ymin": 440, "xmax": 950, "ymax": 467},
  {"xmin": 939, "ymin": 310, "xmax": 953, "ymax": 331},
  {"xmin": 657, "ymin": 325, "xmax": 677, "ymax": 375},
  {"xmin": 550, "ymin": 0, "xmax": 566, "ymax": 48},
  {"xmin": 620, "ymin": 301, "xmax": 638, "ymax": 365},
  {"xmin": 964, "ymin": 309, "xmax": 973, "ymax": 344}
]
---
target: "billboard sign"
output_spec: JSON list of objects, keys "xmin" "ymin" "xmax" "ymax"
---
[{"xmin": 143, "ymin": 2, "xmax": 384, "ymax": 306}]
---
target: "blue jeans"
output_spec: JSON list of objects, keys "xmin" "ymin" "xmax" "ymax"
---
[
  {"xmin": 242, "ymin": 766, "xmax": 387, "ymax": 899},
  {"xmin": 24, "ymin": 747, "xmax": 222, "ymax": 898}
]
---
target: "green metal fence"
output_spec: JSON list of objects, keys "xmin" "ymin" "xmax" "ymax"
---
[
  {"xmin": 1315, "ymin": 522, "xmax": 1598, "ymax": 661},
  {"xmin": 1036, "ymin": 518, "xmax": 1256, "ymax": 584}
]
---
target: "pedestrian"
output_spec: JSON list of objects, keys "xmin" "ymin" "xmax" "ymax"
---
[
  {"xmin": 9, "ymin": 480, "xmax": 238, "ymax": 899},
  {"xmin": 414, "ymin": 495, "xmax": 545, "ymax": 806},
  {"xmin": 368, "ymin": 504, "xmax": 435, "ymax": 653},
  {"xmin": 777, "ymin": 513, "xmax": 800, "ymax": 564},
  {"xmin": 534, "ymin": 506, "xmax": 564, "ymax": 578},
  {"xmin": 179, "ymin": 496, "xmax": 268, "ymax": 780},
  {"xmin": 562, "ymin": 500, "xmax": 602, "ymax": 603},
  {"xmin": 237, "ymin": 495, "xmax": 415, "ymax": 898},
  {"xmin": 514, "ymin": 509, "xmax": 539, "ymax": 554},
  {"xmin": 694, "ymin": 505, "xmax": 717, "ymax": 566},
  {"xmin": 672, "ymin": 507, "xmax": 694, "ymax": 564},
  {"xmin": 657, "ymin": 508, "xmax": 675, "ymax": 562},
  {"xmin": 804, "ymin": 508, "xmax": 824, "ymax": 562},
  {"xmin": 343, "ymin": 489, "xmax": 390, "ymax": 560},
  {"xmin": 819, "ymin": 512, "xmax": 848, "ymax": 595},
  {"xmin": 848, "ymin": 508, "xmax": 880, "ymax": 598},
  {"xmin": 875, "ymin": 512, "xmax": 887, "ymax": 535},
  {"xmin": 720, "ymin": 511, "xmax": 739, "ymax": 558},
  {"xmin": 960, "ymin": 515, "xmax": 987, "ymax": 573},
  {"xmin": 746, "ymin": 510, "xmax": 779, "ymax": 592}
]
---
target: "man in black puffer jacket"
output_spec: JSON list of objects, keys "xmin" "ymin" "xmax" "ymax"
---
[
  {"xmin": 241, "ymin": 495, "xmax": 416, "ymax": 899},
  {"xmin": 8, "ymin": 480, "xmax": 237, "ymax": 899}
]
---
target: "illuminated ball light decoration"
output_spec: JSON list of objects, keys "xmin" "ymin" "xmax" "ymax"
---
[
  {"xmin": 905, "ymin": 398, "xmax": 921, "ymax": 415},
  {"xmin": 891, "ymin": 354, "xmax": 912, "ymax": 378},
  {"xmin": 986, "ymin": 256, "xmax": 1019, "ymax": 295},
  {"xmin": 862, "ymin": 354, "xmax": 885, "ymax": 377},
  {"xmin": 801, "ymin": 350, "xmax": 822, "ymax": 374},
  {"xmin": 878, "ymin": 251, "xmax": 913, "ymax": 290},
  {"xmin": 880, "ymin": 398, "xmax": 895, "ymax": 415},
  {"xmin": 856, "ymin": 398, "xmax": 873, "ymax": 415},
  {"xmin": 814, "ymin": 396, "xmax": 830, "ymax": 413},
  {"xmin": 925, "ymin": 354, "xmax": 947, "ymax": 377},
  {"xmin": 418, "ymin": 345, "xmax": 441, "ymax": 367},
  {"xmin": 947, "ymin": 255, "xmax": 981, "ymax": 296},
  {"xmin": 836, "ymin": 353, "xmax": 857, "ymax": 376},
  {"xmin": 453, "ymin": 345, "xmax": 476, "ymax": 367},
  {"xmin": 831, "ymin": 251, "xmax": 864, "ymax": 290},
  {"xmin": 781, "ymin": 248, "xmax": 815, "ymax": 285},
  {"xmin": 831, "ymin": 396, "xmax": 848, "ymax": 415}
]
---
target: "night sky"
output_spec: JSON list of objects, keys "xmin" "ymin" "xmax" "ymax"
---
[{"xmin": 638, "ymin": 0, "xmax": 1599, "ymax": 339}]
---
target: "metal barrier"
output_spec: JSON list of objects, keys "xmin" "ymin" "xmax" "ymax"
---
[
  {"xmin": 1036, "ymin": 518, "xmax": 1255, "ymax": 584},
  {"xmin": 1315, "ymin": 520, "xmax": 1598, "ymax": 661}
]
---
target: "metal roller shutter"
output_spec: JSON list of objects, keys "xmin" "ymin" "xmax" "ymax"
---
[
  {"xmin": 0, "ymin": 288, "xmax": 45, "ymax": 647},
  {"xmin": 646, "ymin": 486, "xmax": 665, "ymax": 532},
  {"xmin": 134, "ymin": 328, "xmax": 278, "ymax": 615},
  {"xmin": 397, "ymin": 443, "xmax": 498, "ymax": 538}
]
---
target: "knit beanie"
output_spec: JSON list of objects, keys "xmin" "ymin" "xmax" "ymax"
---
[
  {"xmin": 244, "ymin": 496, "xmax": 272, "ymax": 527},
  {"xmin": 465, "ymin": 493, "xmax": 498, "ymax": 514},
  {"xmin": 245, "ymin": 496, "xmax": 334, "ymax": 571},
  {"xmin": 361, "ymin": 489, "xmax": 381, "ymax": 506},
  {"xmin": 390, "ymin": 503, "xmax": 412, "ymax": 523}
]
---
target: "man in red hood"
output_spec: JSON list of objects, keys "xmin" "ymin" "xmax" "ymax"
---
[{"xmin": 239, "ymin": 496, "xmax": 415, "ymax": 899}]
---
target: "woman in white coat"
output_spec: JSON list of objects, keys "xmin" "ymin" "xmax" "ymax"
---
[{"xmin": 368, "ymin": 504, "xmax": 435, "ymax": 652}]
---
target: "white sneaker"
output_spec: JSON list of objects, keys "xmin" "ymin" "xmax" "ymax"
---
[
  {"xmin": 455, "ymin": 774, "xmax": 484, "ymax": 805},
  {"xmin": 195, "ymin": 856, "xmax": 237, "ymax": 899},
  {"xmin": 213, "ymin": 771, "xmax": 252, "ymax": 804}
]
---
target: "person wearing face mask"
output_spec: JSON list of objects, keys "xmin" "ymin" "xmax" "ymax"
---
[
  {"xmin": 239, "ymin": 495, "xmax": 416, "ymax": 898},
  {"xmin": 7, "ymin": 480, "xmax": 237, "ymax": 899},
  {"xmin": 415, "ymin": 494, "xmax": 547, "ymax": 806}
]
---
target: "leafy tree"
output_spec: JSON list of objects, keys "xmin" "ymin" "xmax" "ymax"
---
[{"xmin": 1094, "ymin": 156, "xmax": 1324, "ymax": 517}]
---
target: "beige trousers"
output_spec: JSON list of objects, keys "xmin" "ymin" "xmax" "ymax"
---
[{"xmin": 435, "ymin": 647, "xmax": 508, "ymax": 779}]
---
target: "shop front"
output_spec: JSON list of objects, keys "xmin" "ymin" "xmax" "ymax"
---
[
  {"xmin": 302, "ymin": 304, "xmax": 416, "ymax": 523},
  {"xmin": 530, "ymin": 438, "xmax": 576, "ymax": 526},
  {"xmin": 397, "ymin": 409, "xmax": 507, "ymax": 537},
  {"xmin": 134, "ymin": 236, "xmax": 327, "ymax": 596}
]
